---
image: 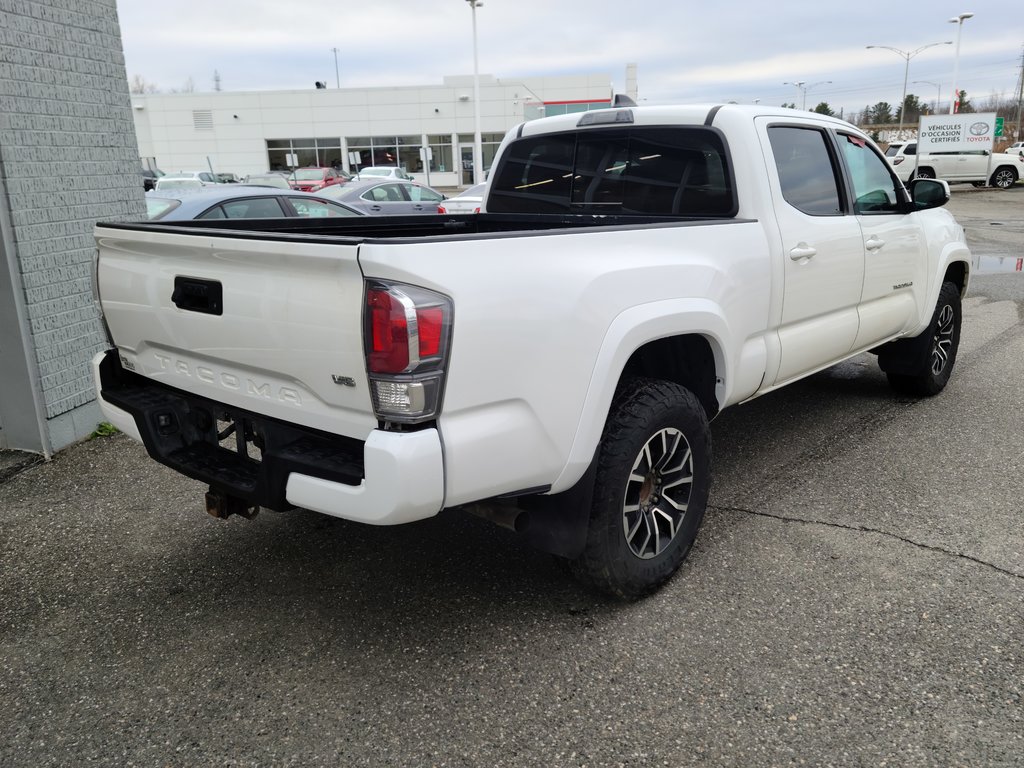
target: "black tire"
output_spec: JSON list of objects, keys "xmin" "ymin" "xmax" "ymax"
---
[
  {"xmin": 883, "ymin": 281, "xmax": 962, "ymax": 396},
  {"xmin": 569, "ymin": 378, "xmax": 711, "ymax": 599},
  {"xmin": 913, "ymin": 167, "xmax": 935, "ymax": 180},
  {"xmin": 990, "ymin": 167, "xmax": 1018, "ymax": 189},
  {"xmin": 971, "ymin": 181, "xmax": 987, "ymax": 188}
]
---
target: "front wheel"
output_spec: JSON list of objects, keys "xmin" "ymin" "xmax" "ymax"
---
[
  {"xmin": 883, "ymin": 281, "xmax": 962, "ymax": 396},
  {"xmin": 913, "ymin": 167, "xmax": 935, "ymax": 180},
  {"xmin": 990, "ymin": 167, "xmax": 1018, "ymax": 189},
  {"xmin": 569, "ymin": 379, "xmax": 711, "ymax": 599}
]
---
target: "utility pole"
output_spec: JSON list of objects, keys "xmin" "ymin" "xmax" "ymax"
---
[
  {"xmin": 1014, "ymin": 46, "xmax": 1024, "ymax": 143},
  {"xmin": 331, "ymin": 47, "xmax": 340, "ymax": 89}
]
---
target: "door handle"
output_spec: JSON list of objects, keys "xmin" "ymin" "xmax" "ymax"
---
[
  {"xmin": 370, "ymin": 205, "xmax": 382, "ymax": 211},
  {"xmin": 865, "ymin": 236, "xmax": 885, "ymax": 252},
  {"xmin": 789, "ymin": 244, "xmax": 817, "ymax": 261}
]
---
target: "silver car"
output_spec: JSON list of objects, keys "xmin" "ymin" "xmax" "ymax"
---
[{"xmin": 317, "ymin": 179, "xmax": 447, "ymax": 215}]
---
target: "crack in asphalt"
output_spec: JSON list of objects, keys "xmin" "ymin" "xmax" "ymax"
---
[{"xmin": 712, "ymin": 504, "xmax": 1024, "ymax": 581}]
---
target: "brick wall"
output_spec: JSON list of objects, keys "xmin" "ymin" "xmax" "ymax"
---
[{"xmin": 0, "ymin": 0, "xmax": 145, "ymax": 449}]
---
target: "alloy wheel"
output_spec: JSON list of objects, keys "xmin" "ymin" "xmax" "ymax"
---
[
  {"xmin": 931, "ymin": 304, "xmax": 956, "ymax": 375},
  {"xmin": 622, "ymin": 427, "xmax": 693, "ymax": 559}
]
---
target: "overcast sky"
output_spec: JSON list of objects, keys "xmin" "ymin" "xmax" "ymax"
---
[{"xmin": 116, "ymin": 0, "xmax": 1022, "ymax": 118}]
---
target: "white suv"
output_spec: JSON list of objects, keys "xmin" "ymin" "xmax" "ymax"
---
[{"xmin": 885, "ymin": 141, "xmax": 1023, "ymax": 188}]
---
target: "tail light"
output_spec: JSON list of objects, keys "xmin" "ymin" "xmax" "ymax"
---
[
  {"xmin": 438, "ymin": 205, "xmax": 447, "ymax": 214},
  {"xmin": 893, "ymin": 157, "xmax": 904, "ymax": 165},
  {"xmin": 364, "ymin": 281, "xmax": 453, "ymax": 424}
]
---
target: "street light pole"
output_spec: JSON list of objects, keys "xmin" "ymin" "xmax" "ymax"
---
[
  {"xmin": 948, "ymin": 12, "xmax": 974, "ymax": 114},
  {"xmin": 466, "ymin": 0, "xmax": 483, "ymax": 185},
  {"xmin": 782, "ymin": 80, "xmax": 832, "ymax": 111},
  {"xmin": 913, "ymin": 80, "xmax": 942, "ymax": 114},
  {"xmin": 867, "ymin": 42, "xmax": 952, "ymax": 135},
  {"xmin": 331, "ymin": 47, "xmax": 340, "ymax": 89},
  {"xmin": 782, "ymin": 80, "xmax": 804, "ymax": 109}
]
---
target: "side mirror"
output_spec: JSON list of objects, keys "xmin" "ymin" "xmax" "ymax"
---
[{"xmin": 908, "ymin": 178, "xmax": 950, "ymax": 210}]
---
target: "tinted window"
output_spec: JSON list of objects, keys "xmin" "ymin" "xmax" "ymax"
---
[
  {"xmin": 838, "ymin": 134, "xmax": 903, "ymax": 214},
  {"xmin": 489, "ymin": 127, "xmax": 733, "ymax": 216},
  {"xmin": 289, "ymin": 198, "xmax": 359, "ymax": 218},
  {"xmin": 407, "ymin": 185, "xmax": 444, "ymax": 202},
  {"xmin": 363, "ymin": 184, "xmax": 406, "ymax": 202},
  {"xmin": 767, "ymin": 126, "xmax": 842, "ymax": 216},
  {"xmin": 200, "ymin": 197, "xmax": 287, "ymax": 219},
  {"xmin": 489, "ymin": 133, "xmax": 575, "ymax": 213}
]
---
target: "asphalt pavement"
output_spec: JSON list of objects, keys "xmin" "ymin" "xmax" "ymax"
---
[{"xmin": 1, "ymin": 186, "xmax": 1022, "ymax": 767}]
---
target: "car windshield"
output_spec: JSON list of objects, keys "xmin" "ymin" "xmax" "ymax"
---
[
  {"xmin": 292, "ymin": 169, "xmax": 326, "ymax": 180},
  {"xmin": 884, "ymin": 145, "xmax": 901, "ymax": 157},
  {"xmin": 145, "ymin": 198, "xmax": 181, "ymax": 220},
  {"xmin": 246, "ymin": 175, "xmax": 290, "ymax": 188},
  {"xmin": 156, "ymin": 179, "xmax": 203, "ymax": 190}
]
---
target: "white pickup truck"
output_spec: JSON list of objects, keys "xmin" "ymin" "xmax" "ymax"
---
[{"xmin": 93, "ymin": 105, "xmax": 971, "ymax": 598}]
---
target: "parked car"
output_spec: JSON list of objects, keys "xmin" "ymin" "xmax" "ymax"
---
[
  {"xmin": 140, "ymin": 167, "xmax": 164, "ymax": 191},
  {"xmin": 885, "ymin": 141, "xmax": 1023, "ymax": 188},
  {"xmin": 1005, "ymin": 142, "xmax": 1024, "ymax": 155},
  {"xmin": 243, "ymin": 173, "xmax": 292, "ymax": 190},
  {"xmin": 354, "ymin": 166, "xmax": 414, "ymax": 181},
  {"xmin": 288, "ymin": 167, "xmax": 350, "ymax": 192},
  {"xmin": 215, "ymin": 173, "xmax": 240, "ymax": 184},
  {"xmin": 438, "ymin": 183, "xmax": 487, "ymax": 214},
  {"xmin": 143, "ymin": 186, "xmax": 364, "ymax": 221},
  {"xmin": 317, "ymin": 178, "xmax": 446, "ymax": 215}
]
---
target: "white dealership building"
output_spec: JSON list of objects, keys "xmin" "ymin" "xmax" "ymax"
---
[{"xmin": 131, "ymin": 72, "xmax": 623, "ymax": 188}]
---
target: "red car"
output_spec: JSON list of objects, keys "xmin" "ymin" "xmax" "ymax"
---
[{"xmin": 288, "ymin": 167, "xmax": 352, "ymax": 192}]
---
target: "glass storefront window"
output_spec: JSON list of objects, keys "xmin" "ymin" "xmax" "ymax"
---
[
  {"xmin": 265, "ymin": 138, "xmax": 342, "ymax": 170},
  {"xmin": 426, "ymin": 134, "xmax": 453, "ymax": 173},
  {"xmin": 346, "ymin": 136, "xmax": 421, "ymax": 171}
]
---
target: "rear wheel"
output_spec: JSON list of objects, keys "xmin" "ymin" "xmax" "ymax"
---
[
  {"xmin": 569, "ymin": 379, "xmax": 711, "ymax": 599},
  {"xmin": 990, "ymin": 167, "xmax": 1018, "ymax": 189},
  {"xmin": 883, "ymin": 281, "xmax": 961, "ymax": 396},
  {"xmin": 913, "ymin": 167, "xmax": 935, "ymax": 180}
]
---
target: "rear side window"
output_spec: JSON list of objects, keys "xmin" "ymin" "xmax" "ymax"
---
[
  {"xmin": 488, "ymin": 127, "xmax": 734, "ymax": 216},
  {"xmin": 767, "ymin": 126, "xmax": 843, "ymax": 216}
]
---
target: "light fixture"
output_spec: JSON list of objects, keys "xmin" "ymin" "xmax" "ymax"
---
[
  {"xmin": 948, "ymin": 12, "xmax": 974, "ymax": 114},
  {"xmin": 866, "ymin": 42, "xmax": 951, "ymax": 132}
]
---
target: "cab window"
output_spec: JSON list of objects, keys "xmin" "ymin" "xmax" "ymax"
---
[
  {"xmin": 767, "ymin": 126, "xmax": 843, "ymax": 216},
  {"xmin": 838, "ymin": 133, "xmax": 904, "ymax": 214},
  {"xmin": 488, "ymin": 127, "xmax": 734, "ymax": 216}
]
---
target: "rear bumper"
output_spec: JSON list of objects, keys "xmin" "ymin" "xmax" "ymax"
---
[{"xmin": 92, "ymin": 350, "xmax": 444, "ymax": 525}]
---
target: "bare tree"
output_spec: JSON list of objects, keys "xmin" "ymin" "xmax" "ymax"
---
[{"xmin": 129, "ymin": 74, "xmax": 159, "ymax": 94}]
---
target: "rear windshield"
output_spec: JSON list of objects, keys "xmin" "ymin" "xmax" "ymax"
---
[{"xmin": 488, "ymin": 126, "xmax": 735, "ymax": 217}]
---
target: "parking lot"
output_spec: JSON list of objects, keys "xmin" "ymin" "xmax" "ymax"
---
[{"xmin": 1, "ymin": 186, "xmax": 1022, "ymax": 767}]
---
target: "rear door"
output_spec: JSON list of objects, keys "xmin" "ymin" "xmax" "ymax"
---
[
  {"xmin": 360, "ymin": 183, "xmax": 415, "ymax": 214},
  {"xmin": 95, "ymin": 225, "xmax": 376, "ymax": 439},
  {"xmin": 759, "ymin": 120, "xmax": 864, "ymax": 384},
  {"xmin": 405, "ymin": 183, "xmax": 446, "ymax": 214}
]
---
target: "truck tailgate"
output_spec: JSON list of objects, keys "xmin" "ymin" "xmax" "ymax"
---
[{"xmin": 95, "ymin": 225, "xmax": 377, "ymax": 440}]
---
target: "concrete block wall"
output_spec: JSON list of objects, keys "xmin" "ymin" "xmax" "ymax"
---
[{"xmin": 0, "ymin": 0, "xmax": 145, "ymax": 452}]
